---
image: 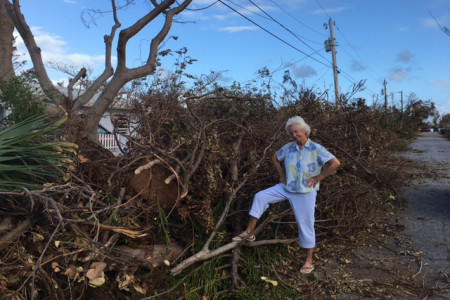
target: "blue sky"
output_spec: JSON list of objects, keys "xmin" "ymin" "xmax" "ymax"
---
[{"xmin": 16, "ymin": 0, "xmax": 450, "ymax": 116}]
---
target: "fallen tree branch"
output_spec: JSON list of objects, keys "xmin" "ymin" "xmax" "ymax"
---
[
  {"xmin": 171, "ymin": 207, "xmax": 293, "ymax": 276},
  {"xmin": 0, "ymin": 218, "xmax": 31, "ymax": 252}
]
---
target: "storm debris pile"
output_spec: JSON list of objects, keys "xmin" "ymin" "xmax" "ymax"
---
[{"xmin": 0, "ymin": 87, "xmax": 435, "ymax": 299}]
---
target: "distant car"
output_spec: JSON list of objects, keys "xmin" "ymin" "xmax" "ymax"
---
[
  {"xmin": 421, "ymin": 128, "xmax": 428, "ymax": 132},
  {"xmin": 429, "ymin": 128, "xmax": 434, "ymax": 132},
  {"xmin": 441, "ymin": 129, "xmax": 446, "ymax": 135}
]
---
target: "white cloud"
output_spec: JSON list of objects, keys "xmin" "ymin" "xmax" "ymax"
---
[
  {"xmin": 291, "ymin": 64, "xmax": 317, "ymax": 78},
  {"xmin": 15, "ymin": 27, "xmax": 67, "ymax": 54},
  {"xmin": 50, "ymin": 53, "xmax": 105, "ymax": 68},
  {"xmin": 313, "ymin": 6, "xmax": 348, "ymax": 15},
  {"xmin": 396, "ymin": 50, "xmax": 415, "ymax": 63},
  {"xmin": 237, "ymin": 4, "xmax": 275, "ymax": 15},
  {"xmin": 422, "ymin": 14, "xmax": 450, "ymax": 29},
  {"xmin": 351, "ymin": 60, "xmax": 366, "ymax": 72},
  {"xmin": 436, "ymin": 99, "xmax": 450, "ymax": 116},
  {"xmin": 389, "ymin": 66, "xmax": 411, "ymax": 81},
  {"xmin": 211, "ymin": 3, "xmax": 276, "ymax": 22},
  {"xmin": 219, "ymin": 26, "xmax": 258, "ymax": 33},
  {"xmin": 214, "ymin": 14, "xmax": 233, "ymax": 21},
  {"xmin": 14, "ymin": 27, "xmax": 108, "ymax": 75},
  {"xmin": 63, "ymin": 0, "xmax": 77, "ymax": 4},
  {"xmin": 429, "ymin": 78, "xmax": 450, "ymax": 86},
  {"xmin": 192, "ymin": 0, "xmax": 217, "ymax": 4},
  {"xmin": 181, "ymin": 10, "xmax": 212, "ymax": 21}
]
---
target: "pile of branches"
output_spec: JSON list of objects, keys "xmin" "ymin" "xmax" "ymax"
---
[{"xmin": 0, "ymin": 85, "xmax": 421, "ymax": 299}]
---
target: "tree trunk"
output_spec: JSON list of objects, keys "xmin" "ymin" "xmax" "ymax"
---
[
  {"xmin": 0, "ymin": 0, "xmax": 15, "ymax": 81},
  {"xmin": 1, "ymin": 0, "xmax": 193, "ymax": 145}
]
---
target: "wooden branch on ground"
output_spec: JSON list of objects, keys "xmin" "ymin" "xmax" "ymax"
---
[
  {"xmin": 0, "ymin": 218, "xmax": 31, "ymax": 252},
  {"xmin": 170, "ymin": 235, "xmax": 298, "ymax": 276},
  {"xmin": 171, "ymin": 205, "xmax": 293, "ymax": 276}
]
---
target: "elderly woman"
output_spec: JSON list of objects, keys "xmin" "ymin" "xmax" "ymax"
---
[{"xmin": 232, "ymin": 116, "xmax": 341, "ymax": 274}]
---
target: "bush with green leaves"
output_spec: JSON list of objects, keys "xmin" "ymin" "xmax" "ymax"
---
[
  {"xmin": 0, "ymin": 75, "xmax": 46, "ymax": 126},
  {"xmin": 0, "ymin": 115, "xmax": 76, "ymax": 191}
]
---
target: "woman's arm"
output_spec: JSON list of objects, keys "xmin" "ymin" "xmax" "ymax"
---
[
  {"xmin": 272, "ymin": 153, "xmax": 286, "ymax": 184},
  {"xmin": 306, "ymin": 157, "xmax": 341, "ymax": 188}
]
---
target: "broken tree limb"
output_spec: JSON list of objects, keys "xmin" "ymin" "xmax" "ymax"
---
[
  {"xmin": 0, "ymin": 218, "xmax": 31, "ymax": 252},
  {"xmin": 134, "ymin": 159, "xmax": 161, "ymax": 174},
  {"xmin": 170, "ymin": 236, "xmax": 298, "ymax": 276},
  {"xmin": 171, "ymin": 207, "xmax": 294, "ymax": 276}
]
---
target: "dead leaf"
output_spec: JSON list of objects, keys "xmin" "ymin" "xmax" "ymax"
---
[
  {"xmin": 111, "ymin": 227, "xmax": 147, "ymax": 238},
  {"xmin": 64, "ymin": 266, "xmax": 80, "ymax": 279},
  {"xmin": 78, "ymin": 155, "xmax": 89, "ymax": 163},
  {"xmin": 32, "ymin": 233, "xmax": 44, "ymax": 243},
  {"xmin": 88, "ymin": 276, "xmax": 105, "ymax": 287},
  {"xmin": 51, "ymin": 262, "xmax": 60, "ymax": 273},
  {"xmin": 86, "ymin": 262, "xmax": 107, "ymax": 280},
  {"xmin": 134, "ymin": 284, "xmax": 146, "ymax": 294},
  {"xmin": 260, "ymin": 276, "xmax": 278, "ymax": 286}
]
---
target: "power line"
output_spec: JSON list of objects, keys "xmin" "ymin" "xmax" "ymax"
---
[
  {"xmin": 247, "ymin": 0, "xmax": 332, "ymax": 66},
  {"xmin": 313, "ymin": 2, "xmax": 377, "ymax": 97},
  {"xmin": 182, "ymin": 0, "xmax": 220, "ymax": 11},
  {"xmin": 225, "ymin": 0, "xmax": 271, "ymax": 20},
  {"xmin": 218, "ymin": 0, "xmax": 330, "ymax": 68},
  {"xmin": 268, "ymin": 0, "xmax": 326, "ymax": 41},
  {"xmin": 334, "ymin": 24, "xmax": 381, "ymax": 80},
  {"xmin": 312, "ymin": 66, "xmax": 332, "ymax": 87},
  {"xmin": 221, "ymin": 0, "xmax": 376, "ymax": 100},
  {"xmin": 314, "ymin": 0, "xmax": 331, "ymax": 19},
  {"xmin": 271, "ymin": 47, "xmax": 326, "ymax": 76},
  {"xmin": 327, "ymin": 23, "xmax": 379, "ymax": 96}
]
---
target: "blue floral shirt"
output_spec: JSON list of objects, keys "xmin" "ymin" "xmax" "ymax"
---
[{"xmin": 276, "ymin": 139, "xmax": 334, "ymax": 193}]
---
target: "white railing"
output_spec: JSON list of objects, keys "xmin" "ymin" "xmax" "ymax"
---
[{"xmin": 98, "ymin": 134, "xmax": 117, "ymax": 150}]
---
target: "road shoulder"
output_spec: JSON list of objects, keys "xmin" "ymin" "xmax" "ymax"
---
[{"xmin": 329, "ymin": 133, "xmax": 450, "ymax": 299}]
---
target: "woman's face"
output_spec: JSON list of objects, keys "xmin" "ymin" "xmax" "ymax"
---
[{"xmin": 288, "ymin": 124, "xmax": 307, "ymax": 145}]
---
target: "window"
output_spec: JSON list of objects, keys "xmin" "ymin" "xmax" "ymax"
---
[{"xmin": 113, "ymin": 114, "xmax": 129, "ymax": 134}]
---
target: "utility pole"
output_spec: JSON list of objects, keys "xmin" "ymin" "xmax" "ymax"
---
[
  {"xmin": 400, "ymin": 90, "xmax": 403, "ymax": 114},
  {"xmin": 382, "ymin": 79, "xmax": 388, "ymax": 113},
  {"xmin": 325, "ymin": 18, "xmax": 340, "ymax": 109}
]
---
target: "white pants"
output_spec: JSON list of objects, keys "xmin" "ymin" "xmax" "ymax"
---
[{"xmin": 249, "ymin": 183, "xmax": 317, "ymax": 248}]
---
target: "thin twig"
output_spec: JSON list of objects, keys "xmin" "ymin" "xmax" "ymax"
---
[{"xmin": 412, "ymin": 260, "xmax": 423, "ymax": 280}]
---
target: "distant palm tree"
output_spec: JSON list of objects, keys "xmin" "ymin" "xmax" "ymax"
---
[{"xmin": 0, "ymin": 115, "xmax": 76, "ymax": 191}]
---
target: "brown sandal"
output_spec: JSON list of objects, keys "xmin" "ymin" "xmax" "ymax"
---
[
  {"xmin": 300, "ymin": 266, "xmax": 314, "ymax": 274},
  {"xmin": 232, "ymin": 233, "xmax": 256, "ymax": 242}
]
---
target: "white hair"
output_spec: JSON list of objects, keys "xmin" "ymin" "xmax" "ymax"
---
[{"xmin": 285, "ymin": 116, "xmax": 311, "ymax": 137}]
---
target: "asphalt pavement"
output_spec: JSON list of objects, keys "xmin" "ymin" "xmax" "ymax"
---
[{"xmin": 397, "ymin": 132, "xmax": 450, "ymax": 297}]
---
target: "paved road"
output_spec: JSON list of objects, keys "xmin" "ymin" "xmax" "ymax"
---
[{"xmin": 397, "ymin": 132, "xmax": 450, "ymax": 296}]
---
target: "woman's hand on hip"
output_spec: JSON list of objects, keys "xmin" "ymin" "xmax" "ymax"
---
[{"xmin": 306, "ymin": 176, "xmax": 321, "ymax": 188}]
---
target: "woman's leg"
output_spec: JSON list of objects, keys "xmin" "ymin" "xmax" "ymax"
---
[
  {"xmin": 236, "ymin": 216, "xmax": 258, "ymax": 238},
  {"xmin": 288, "ymin": 190, "xmax": 317, "ymax": 270},
  {"xmin": 303, "ymin": 248, "xmax": 314, "ymax": 270},
  {"xmin": 233, "ymin": 184, "xmax": 287, "ymax": 240}
]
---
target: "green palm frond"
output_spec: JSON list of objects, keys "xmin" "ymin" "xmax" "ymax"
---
[{"xmin": 0, "ymin": 115, "xmax": 76, "ymax": 191}]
